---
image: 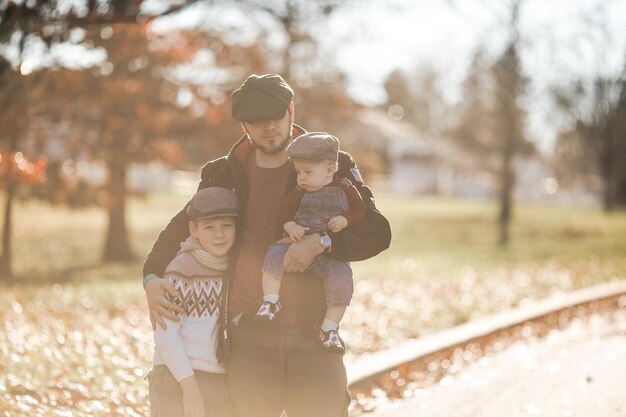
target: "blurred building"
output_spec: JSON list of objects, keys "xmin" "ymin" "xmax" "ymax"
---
[{"xmin": 354, "ymin": 109, "xmax": 600, "ymax": 207}]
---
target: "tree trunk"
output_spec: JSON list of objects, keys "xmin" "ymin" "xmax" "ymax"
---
[
  {"xmin": 600, "ymin": 129, "xmax": 615, "ymax": 212},
  {"xmin": 282, "ymin": 26, "xmax": 294, "ymax": 81},
  {"xmin": 498, "ymin": 138, "xmax": 514, "ymax": 247},
  {"xmin": 0, "ymin": 135, "xmax": 19, "ymax": 281},
  {"xmin": 103, "ymin": 141, "xmax": 134, "ymax": 262},
  {"xmin": 602, "ymin": 177, "xmax": 615, "ymax": 212},
  {"xmin": 0, "ymin": 178, "xmax": 15, "ymax": 281},
  {"xmin": 494, "ymin": 33, "xmax": 523, "ymax": 247}
]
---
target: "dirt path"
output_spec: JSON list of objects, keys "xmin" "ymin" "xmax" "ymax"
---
[{"xmin": 370, "ymin": 308, "xmax": 626, "ymax": 417}]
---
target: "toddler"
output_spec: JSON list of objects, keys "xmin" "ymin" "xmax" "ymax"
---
[{"xmin": 256, "ymin": 132, "xmax": 366, "ymax": 354}]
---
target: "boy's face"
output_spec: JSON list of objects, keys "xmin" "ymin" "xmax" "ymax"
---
[
  {"xmin": 293, "ymin": 160, "xmax": 335, "ymax": 192},
  {"xmin": 189, "ymin": 216, "xmax": 236, "ymax": 257}
]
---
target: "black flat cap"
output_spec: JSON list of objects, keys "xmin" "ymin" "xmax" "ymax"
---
[{"xmin": 231, "ymin": 74, "xmax": 294, "ymax": 123}]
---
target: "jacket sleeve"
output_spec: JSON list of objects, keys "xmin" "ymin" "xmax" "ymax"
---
[
  {"xmin": 329, "ymin": 152, "xmax": 392, "ymax": 262},
  {"xmin": 142, "ymin": 204, "xmax": 191, "ymax": 278},
  {"xmin": 142, "ymin": 157, "xmax": 228, "ymax": 278},
  {"xmin": 342, "ymin": 182, "xmax": 366, "ymax": 226}
]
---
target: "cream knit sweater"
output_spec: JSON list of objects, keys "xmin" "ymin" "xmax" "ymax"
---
[{"xmin": 152, "ymin": 237, "xmax": 227, "ymax": 381}]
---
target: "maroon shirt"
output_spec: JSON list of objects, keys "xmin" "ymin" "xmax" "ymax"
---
[{"xmin": 229, "ymin": 153, "xmax": 306, "ymax": 326}]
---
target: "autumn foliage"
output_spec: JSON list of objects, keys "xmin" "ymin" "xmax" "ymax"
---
[{"xmin": 0, "ymin": 152, "xmax": 48, "ymax": 185}]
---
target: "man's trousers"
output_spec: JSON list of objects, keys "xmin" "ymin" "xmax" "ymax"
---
[{"xmin": 227, "ymin": 317, "xmax": 351, "ymax": 417}]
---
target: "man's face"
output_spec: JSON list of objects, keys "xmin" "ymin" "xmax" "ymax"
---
[{"xmin": 242, "ymin": 109, "xmax": 292, "ymax": 155}]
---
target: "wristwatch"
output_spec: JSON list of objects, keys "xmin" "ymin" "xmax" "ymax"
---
[{"xmin": 319, "ymin": 231, "xmax": 332, "ymax": 254}]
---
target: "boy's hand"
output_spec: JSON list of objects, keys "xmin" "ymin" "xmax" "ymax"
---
[
  {"xmin": 327, "ymin": 216, "xmax": 348, "ymax": 233},
  {"xmin": 180, "ymin": 376, "xmax": 205, "ymax": 417},
  {"xmin": 145, "ymin": 277, "xmax": 184, "ymax": 330},
  {"xmin": 284, "ymin": 221, "xmax": 309, "ymax": 242}
]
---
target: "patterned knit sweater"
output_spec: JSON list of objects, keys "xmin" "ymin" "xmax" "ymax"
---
[{"xmin": 152, "ymin": 237, "xmax": 226, "ymax": 381}]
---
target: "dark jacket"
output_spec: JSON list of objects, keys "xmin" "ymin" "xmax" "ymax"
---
[{"xmin": 143, "ymin": 124, "xmax": 392, "ymax": 359}]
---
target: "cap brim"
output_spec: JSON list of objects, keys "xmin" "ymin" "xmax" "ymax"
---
[
  {"xmin": 188, "ymin": 209, "xmax": 240, "ymax": 219},
  {"xmin": 240, "ymin": 107, "xmax": 288, "ymax": 124}
]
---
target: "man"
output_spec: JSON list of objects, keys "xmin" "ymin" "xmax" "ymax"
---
[{"xmin": 143, "ymin": 73, "xmax": 391, "ymax": 417}]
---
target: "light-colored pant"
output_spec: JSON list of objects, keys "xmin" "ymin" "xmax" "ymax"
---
[
  {"xmin": 148, "ymin": 365, "xmax": 229, "ymax": 417},
  {"xmin": 263, "ymin": 242, "xmax": 354, "ymax": 306}
]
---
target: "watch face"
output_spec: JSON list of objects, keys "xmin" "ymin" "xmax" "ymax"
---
[{"xmin": 321, "ymin": 235, "xmax": 332, "ymax": 248}]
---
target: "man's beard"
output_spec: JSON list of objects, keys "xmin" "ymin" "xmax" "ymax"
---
[{"xmin": 252, "ymin": 133, "xmax": 292, "ymax": 155}]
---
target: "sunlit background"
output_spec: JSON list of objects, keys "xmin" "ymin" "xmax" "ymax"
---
[{"xmin": 1, "ymin": 0, "xmax": 625, "ymax": 416}]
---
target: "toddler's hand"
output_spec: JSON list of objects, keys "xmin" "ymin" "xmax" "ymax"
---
[
  {"xmin": 289, "ymin": 226, "xmax": 308, "ymax": 241},
  {"xmin": 327, "ymin": 216, "xmax": 348, "ymax": 233},
  {"xmin": 284, "ymin": 222, "xmax": 309, "ymax": 242}
]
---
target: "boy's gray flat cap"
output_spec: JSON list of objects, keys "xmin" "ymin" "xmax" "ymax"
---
[{"xmin": 187, "ymin": 187, "xmax": 240, "ymax": 219}]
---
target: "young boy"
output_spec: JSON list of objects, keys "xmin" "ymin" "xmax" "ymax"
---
[
  {"xmin": 256, "ymin": 132, "xmax": 366, "ymax": 354},
  {"xmin": 148, "ymin": 187, "xmax": 239, "ymax": 417}
]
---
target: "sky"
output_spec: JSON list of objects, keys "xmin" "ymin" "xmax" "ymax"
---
[
  {"xmin": 4, "ymin": 0, "xmax": 626, "ymax": 152},
  {"xmin": 326, "ymin": 0, "xmax": 626, "ymax": 104},
  {"xmin": 320, "ymin": 0, "xmax": 626, "ymax": 151},
  {"xmin": 151, "ymin": 0, "xmax": 626, "ymax": 152}
]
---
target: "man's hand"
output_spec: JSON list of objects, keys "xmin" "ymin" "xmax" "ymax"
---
[
  {"xmin": 327, "ymin": 216, "xmax": 348, "ymax": 233},
  {"xmin": 284, "ymin": 221, "xmax": 309, "ymax": 242},
  {"xmin": 145, "ymin": 277, "xmax": 184, "ymax": 330},
  {"xmin": 180, "ymin": 376, "xmax": 205, "ymax": 417},
  {"xmin": 283, "ymin": 233, "xmax": 324, "ymax": 272}
]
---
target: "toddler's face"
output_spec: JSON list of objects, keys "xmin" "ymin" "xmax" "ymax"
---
[
  {"xmin": 190, "ymin": 217, "xmax": 236, "ymax": 257},
  {"xmin": 293, "ymin": 160, "xmax": 335, "ymax": 192}
]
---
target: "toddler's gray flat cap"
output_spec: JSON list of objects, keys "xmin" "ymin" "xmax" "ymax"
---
[{"xmin": 287, "ymin": 132, "xmax": 340, "ymax": 162}]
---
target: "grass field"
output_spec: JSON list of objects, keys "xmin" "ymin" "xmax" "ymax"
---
[
  {"xmin": 4, "ymin": 192, "xmax": 625, "ymax": 282},
  {"xmin": 1, "ymin": 192, "xmax": 625, "ymax": 416},
  {"xmin": 356, "ymin": 194, "xmax": 626, "ymax": 281}
]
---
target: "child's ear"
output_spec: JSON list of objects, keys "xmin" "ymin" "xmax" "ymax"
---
[{"xmin": 189, "ymin": 221, "xmax": 197, "ymax": 238}]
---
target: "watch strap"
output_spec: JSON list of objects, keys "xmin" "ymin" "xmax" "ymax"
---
[{"xmin": 320, "ymin": 231, "xmax": 332, "ymax": 254}]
